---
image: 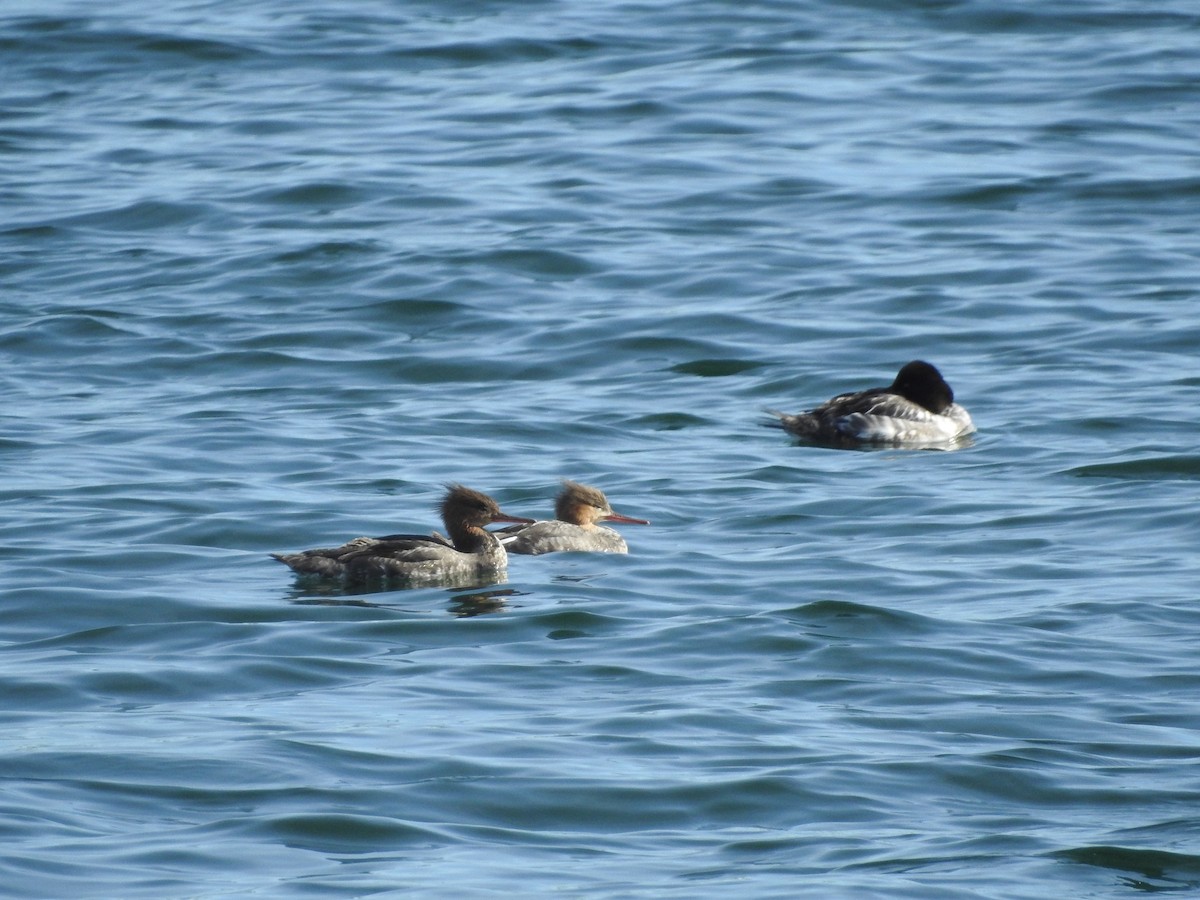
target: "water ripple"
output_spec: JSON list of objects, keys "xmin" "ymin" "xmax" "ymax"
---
[{"xmin": 4, "ymin": 1, "xmax": 1200, "ymax": 897}]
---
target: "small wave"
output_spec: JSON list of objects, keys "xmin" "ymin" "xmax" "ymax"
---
[
  {"xmin": 53, "ymin": 199, "xmax": 214, "ymax": 232},
  {"xmin": 134, "ymin": 35, "xmax": 255, "ymax": 62},
  {"xmin": 1066, "ymin": 456, "xmax": 1200, "ymax": 482},
  {"xmin": 670, "ymin": 359, "xmax": 767, "ymax": 377},
  {"xmin": 779, "ymin": 599, "xmax": 933, "ymax": 636},
  {"xmin": 622, "ymin": 412, "xmax": 709, "ymax": 431},
  {"xmin": 388, "ymin": 36, "xmax": 602, "ymax": 70},
  {"xmin": 255, "ymin": 813, "xmax": 448, "ymax": 852},
  {"xmin": 2, "ymin": 18, "xmax": 257, "ymax": 63},
  {"xmin": 271, "ymin": 239, "xmax": 385, "ymax": 263},
  {"xmin": 478, "ymin": 247, "xmax": 597, "ymax": 280},
  {"xmin": 240, "ymin": 181, "xmax": 374, "ymax": 208},
  {"xmin": 1053, "ymin": 845, "xmax": 1200, "ymax": 887}
]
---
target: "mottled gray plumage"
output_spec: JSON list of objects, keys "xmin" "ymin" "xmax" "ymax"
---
[
  {"xmin": 272, "ymin": 484, "xmax": 532, "ymax": 584},
  {"xmin": 499, "ymin": 480, "xmax": 649, "ymax": 555}
]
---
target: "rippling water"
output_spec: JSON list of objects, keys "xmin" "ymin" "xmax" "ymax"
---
[{"xmin": 4, "ymin": 0, "xmax": 1200, "ymax": 896}]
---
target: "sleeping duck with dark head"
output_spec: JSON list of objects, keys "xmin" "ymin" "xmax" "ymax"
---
[
  {"xmin": 768, "ymin": 360, "xmax": 975, "ymax": 447},
  {"xmin": 498, "ymin": 480, "xmax": 649, "ymax": 555},
  {"xmin": 271, "ymin": 484, "xmax": 533, "ymax": 584}
]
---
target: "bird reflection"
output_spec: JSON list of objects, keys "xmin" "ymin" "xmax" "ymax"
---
[
  {"xmin": 448, "ymin": 588, "xmax": 525, "ymax": 617},
  {"xmin": 287, "ymin": 583, "xmax": 525, "ymax": 617}
]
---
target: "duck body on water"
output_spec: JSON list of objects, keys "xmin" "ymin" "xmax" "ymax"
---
[
  {"xmin": 274, "ymin": 363, "xmax": 969, "ymax": 585},
  {"xmin": 499, "ymin": 481, "xmax": 650, "ymax": 555},
  {"xmin": 768, "ymin": 360, "xmax": 975, "ymax": 448},
  {"xmin": 271, "ymin": 485, "xmax": 533, "ymax": 585}
]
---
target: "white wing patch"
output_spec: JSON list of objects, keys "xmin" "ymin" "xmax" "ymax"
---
[{"xmin": 838, "ymin": 400, "xmax": 974, "ymax": 443}]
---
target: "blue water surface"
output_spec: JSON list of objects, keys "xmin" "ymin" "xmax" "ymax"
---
[{"xmin": 3, "ymin": 0, "xmax": 1200, "ymax": 896}]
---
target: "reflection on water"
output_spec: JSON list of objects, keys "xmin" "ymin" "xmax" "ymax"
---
[
  {"xmin": 448, "ymin": 588, "xmax": 526, "ymax": 617},
  {"xmin": 767, "ymin": 422, "xmax": 978, "ymax": 452},
  {"xmin": 289, "ymin": 594, "xmax": 390, "ymax": 609},
  {"xmin": 286, "ymin": 582, "xmax": 526, "ymax": 617},
  {"xmin": 283, "ymin": 570, "xmax": 510, "ymax": 598}
]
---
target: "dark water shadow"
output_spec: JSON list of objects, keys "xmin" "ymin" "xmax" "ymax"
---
[
  {"xmin": 447, "ymin": 588, "xmax": 527, "ymax": 618},
  {"xmin": 286, "ymin": 579, "xmax": 529, "ymax": 617},
  {"xmin": 1052, "ymin": 845, "xmax": 1200, "ymax": 891}
]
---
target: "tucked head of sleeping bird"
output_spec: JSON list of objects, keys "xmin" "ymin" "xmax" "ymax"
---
[
  {"xmin": 767, "ymin": 360, "xmax": 975, "ymax": 448},
  {"xmin": 887, "ymin": 360, "xmax": 954, "ymax": 414}
]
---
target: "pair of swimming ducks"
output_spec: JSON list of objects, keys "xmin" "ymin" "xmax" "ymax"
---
[
  {"xmin": 274, "ymin": 360, "xmax": 974, "ymax": 584},
  {"xmin": 272, "ymin": 480, "xmax": 650, "ymax": 583}
]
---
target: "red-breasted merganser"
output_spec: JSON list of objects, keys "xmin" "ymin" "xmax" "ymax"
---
[
  {"xmin": 271, "ymin": 484, "xmax": 533, "ymax": 583},
  {"xmin": 768, "ymin": 360, "xmax": 975, "ymax": 447},
  {"xmin": 498, "ymin": 480, "xmax": 649, "ymax": 555}
]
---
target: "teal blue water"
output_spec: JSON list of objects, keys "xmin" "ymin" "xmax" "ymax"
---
[{"xmin": 4, "ymin": 1, "xmax": 1200, "ymax": 896}]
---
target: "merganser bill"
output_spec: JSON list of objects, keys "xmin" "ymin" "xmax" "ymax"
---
[
  {"xmin": 768, "ymin": 360, "xmax": 975, "ymax": 447},
  {"xmin": 271, "ymin": 484, "xmax": 533, "ymax": 584},
  {"xmin": 498, "ymin": 480, "xmax": 649, "ymax": 555}
]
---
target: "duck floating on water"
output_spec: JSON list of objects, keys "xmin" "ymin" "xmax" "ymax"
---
[
  {"xmin": 768, "ymin": 360, "xmax": 975, "ymax": 447},
  {"xmin": 271, "ymin": 484, "xmax": 533, "ymax": 584},
  {"xmin": 498, "ymin": 480, "xmax": 649, "ymax": 555}
]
